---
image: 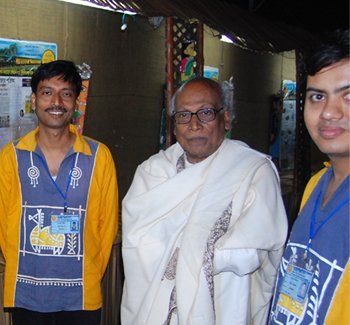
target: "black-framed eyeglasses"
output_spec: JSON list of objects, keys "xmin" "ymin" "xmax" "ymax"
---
[{"xmin": 172, "ymin": 107, "xmax": 224, "ymax": 124}]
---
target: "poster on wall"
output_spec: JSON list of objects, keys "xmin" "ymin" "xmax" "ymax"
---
[
  {"xmin": 0, "ymin": 38, "xmax": 57, "ymax": 75},
  {"xmin": 72, "ymin": 63, "xmax": 92, "ymax": 134},
  {"xmin": 180, "ymin": 40, "xmax": 197, "ymax": 84},
  {"xmin": 204, "ymin": 66, "xmax": 219, "ymax": 80},
  {"xmin": 0, "ymin": 76, "xmax": 36, "ymax": 149}
]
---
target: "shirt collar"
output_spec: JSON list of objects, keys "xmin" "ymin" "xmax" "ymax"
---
[{"xmin": 15, "ymin": 124, "xmax": 92, "ymax": 156}]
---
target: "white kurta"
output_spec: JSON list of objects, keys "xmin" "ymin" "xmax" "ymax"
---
[{"xmin": 121, "ymin": 139, "xmax": 288, "ymax": 325}]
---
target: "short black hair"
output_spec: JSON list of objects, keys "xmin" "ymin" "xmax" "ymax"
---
[
  {"xmin": 31, "ymin": 60, "xmax": 82, "ymax": 97},
  {"xmin": 301, "ymin": 29, "xmax": 349, "ymax": 77},
  {"xmin": 298, "ymin": 29, "xmax": 349, "ymax": 106}
]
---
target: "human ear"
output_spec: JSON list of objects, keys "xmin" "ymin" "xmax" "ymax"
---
[
  {"xmin": 223, "ymin": 111, "xmax": 231, "ymax": 132},
  {"xmin": 31, "ymin": 93, "xmax": 36, "ymax": 111}
]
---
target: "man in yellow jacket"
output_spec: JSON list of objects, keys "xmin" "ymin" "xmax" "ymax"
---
[
  {"xmin": 0, "ymin": 60, "xmax": 118, "ymax": 325},
  {"xmin": 269, "ymin": 29, "xmax": 349, "ymax": 324}
]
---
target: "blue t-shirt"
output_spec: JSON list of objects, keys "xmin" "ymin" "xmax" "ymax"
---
[{"xmin": 269, "ymin": 168, "xmax": 349, "ymax": 324}]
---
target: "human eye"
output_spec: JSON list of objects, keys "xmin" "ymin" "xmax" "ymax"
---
[
  {"xmin": 40, "ymin": 89, "xmax": 52, "ymax": 96},
  {"xmin": 62, "ymin": 90, "xmax": 74, "ymax": 98},
  {"xmin": 198, "ymin": 108, "xmax": 214, "ymax": 117},
  {"xmin": 178, "ymin": 111, "xmax": 190, "ymax": 118},
  {"xmin": 307, "ymin": 92, "xmax": 325, "ymax": 103},
  {"xmin": 176, "ymin": 111, "xmax": 190, "ymax": 120},
  {"xmin": 173, "ymin": 111, "xmax": 190, "ymax": 123}
]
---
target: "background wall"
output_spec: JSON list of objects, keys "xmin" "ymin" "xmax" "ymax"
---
[
  {"xmin": 1, "ymin": 0, "xmax": 167, "ymax": 200},
  {"xmin": 203, "ymin": 28, "xmax": 295, "ymax": 153},
  {"xmin": 1, "ymin": 0, "xmax": 296, "ymax": 199}
]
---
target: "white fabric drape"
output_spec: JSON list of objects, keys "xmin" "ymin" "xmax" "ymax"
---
[{"xmin": 121, "ymin": 139, "xmax": 288, "ymax": 325}]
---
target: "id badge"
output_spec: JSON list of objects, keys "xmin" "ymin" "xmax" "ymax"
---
[
  {"xmin": 277, "ymin": 264, "xmax": 314, "ymax": 317},
  {"xmin": 51, "ymin": 214, "xmax": 80, "ymax": 234}
]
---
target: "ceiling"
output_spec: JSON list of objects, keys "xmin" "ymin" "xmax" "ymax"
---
[{"xmin": 87, "ymin": 0, "xmax": 349, "ymax": 52}]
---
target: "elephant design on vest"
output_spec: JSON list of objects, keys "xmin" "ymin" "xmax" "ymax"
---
[{"xmin": 29, "ymin": 209, "xmax": 65, "ymax": 255}]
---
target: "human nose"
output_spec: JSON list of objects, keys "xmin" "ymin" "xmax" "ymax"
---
[
  {"xmin": 321, "ymin": 96, "xmax": 343, "ymax": 120},
  {"xmin": 51, "ymin": 92, "xmax": 63, "ymax": 106},
  {"xmin": 188, "ymin": 113, "xmax": 202, "ymax": 130}
]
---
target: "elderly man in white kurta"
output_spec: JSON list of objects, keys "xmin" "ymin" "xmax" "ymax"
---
[{"xmin": 121, "ymin": 77, "xmax": 288, "ymax": 325}]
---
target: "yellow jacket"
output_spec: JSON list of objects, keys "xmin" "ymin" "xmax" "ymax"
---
[{"xmin": 0, "ymin": 125, "xmax": 118, "ymax": 311}]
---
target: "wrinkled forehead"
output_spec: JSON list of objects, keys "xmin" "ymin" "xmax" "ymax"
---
[{"xmin": 176, "ymin": 82, "xmax": 221, "ymax": 109}]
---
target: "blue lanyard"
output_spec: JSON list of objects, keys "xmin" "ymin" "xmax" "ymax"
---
[
  {"xmin": 307, "ymin": 190, "xmax": 350, "ymax": 251},
  {"xmin": 38, "ymin": 154, "xmax": 76, "ymax": 212}
]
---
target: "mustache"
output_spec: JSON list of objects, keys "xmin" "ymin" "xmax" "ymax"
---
[
  {"xmin": 44, "ymin": 105, "xmax": 68, "ymax": 113},
  {"xmin": 318, "ymin": 120, "xmax": 349, "ymax": 131}
]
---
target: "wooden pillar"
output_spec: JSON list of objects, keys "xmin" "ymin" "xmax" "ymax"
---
[
  {"xmin": 166, "ymin": 17, "xmax": 175, "ymax": 148},
  {"xmin": 290, "ymin": 50, "xmax": 311, "ymax": 225},
  {"xmin": 196, "ymin": 22, "xmax": 204, "ymax": 76}
]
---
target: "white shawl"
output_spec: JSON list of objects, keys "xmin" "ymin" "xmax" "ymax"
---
[{"xmin": 121, "ymin": 139, "xmax": 287, "ymax": 325}]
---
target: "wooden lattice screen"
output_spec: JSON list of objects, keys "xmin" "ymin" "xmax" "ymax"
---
[{"xmin": 165, "ymin": 17, "xmax": 203, "ymax": 148}]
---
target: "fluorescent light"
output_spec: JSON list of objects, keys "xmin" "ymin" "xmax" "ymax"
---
[
  {"xmin": 220, "ymin": 35, "xmax": 234, "ymax": 43},
  {"xmin": 54, "ymin": 0, "xmax": 115, "ymax": 11},
  {"xmin": 53, "ymin": 0, "xmax": 136, "ymax": 14},
  {"xmin": 116, "ymin": 10, "xmax": 137, "ymax": 15}
]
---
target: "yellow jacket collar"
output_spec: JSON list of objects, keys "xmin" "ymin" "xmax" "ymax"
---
[{"xmin": 15, "ymin": 124, "xmax": 92, "ymax": 156}]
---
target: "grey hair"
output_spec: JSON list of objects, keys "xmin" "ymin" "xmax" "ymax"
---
[{"xmin": 169, "ymin": 76, "xmax": 235, "ymax": 122}]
